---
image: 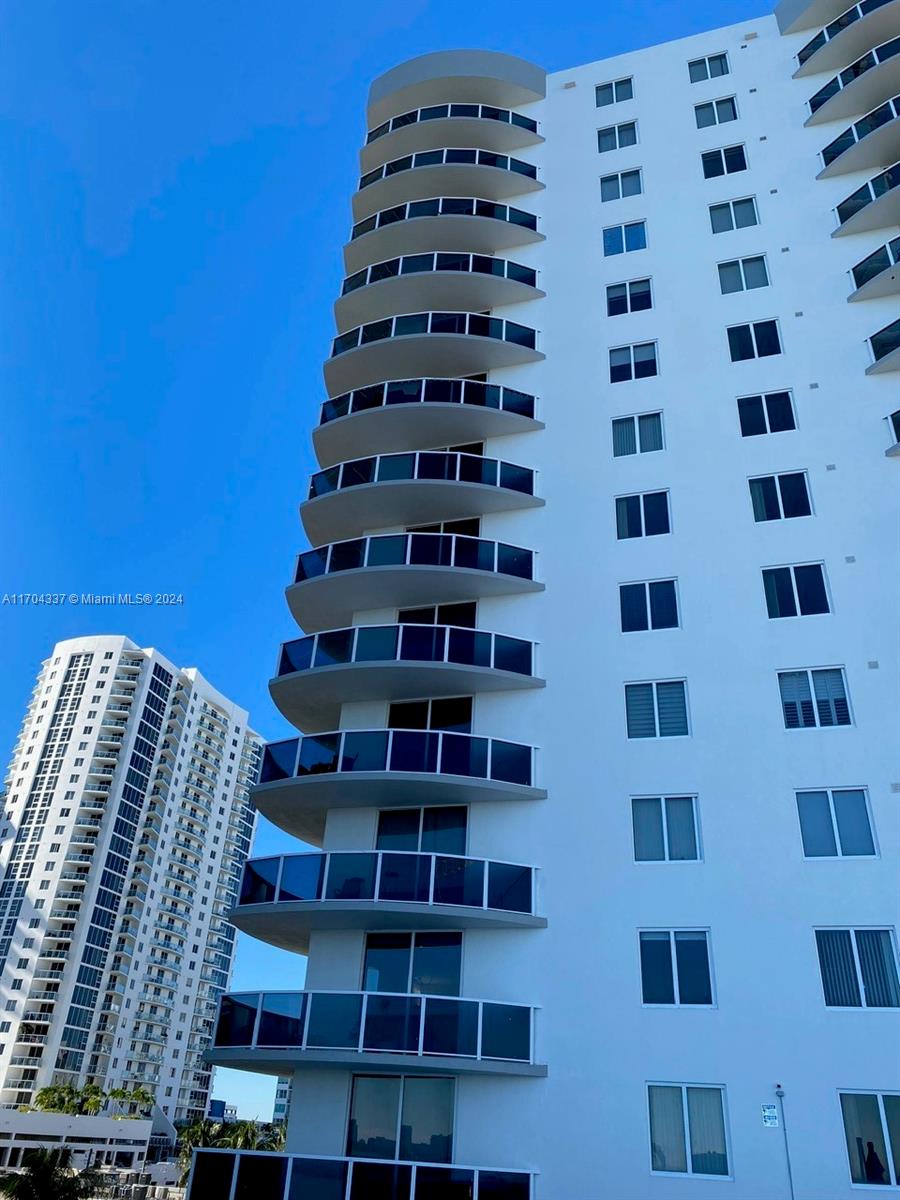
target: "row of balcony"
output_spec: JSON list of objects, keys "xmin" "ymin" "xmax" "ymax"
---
[
  {"xmin": 365, "ymin": 100, "xmax": 538, "ymax": 147},
  {"xmin": 807, "ymin": 35, "xmax": 900, "ymax": 124},
  {"xmin": 835, "ymin": 160, "xmax": 899, "ymax": 233},
  {"xmin": 211, "ymin": 989, "xmax": 540, "ymax": 1074},
  {"xmin": 359, "ymin": 146, "xmax": 539, "ymax": 194},
  {"xmin": 272, "ymin": 622, "xmax": 537, "ymax": 730},
  {"xmin": 796, "ymin": 0, "xmax": 898, "ymax": 74},
  {"xmin": 820, "ymin": 93, "xmax": 900, "ymax": 175}
]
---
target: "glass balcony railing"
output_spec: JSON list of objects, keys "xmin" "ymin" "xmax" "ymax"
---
[
  {"xmin": 277, "ymin": 624, "xmax": 535, "ymax": 679},
  {"xmin": 871, "ymin": 317, "xmax": 900, "ymax": 360},
  {"xmin": 822, "ymin": 95, "xmax": 900, "ymax": 166},
  {"xmin": 359, "ymin": 147, "xmax": 538, "ymax": 191},
  {"xmin": 308, "ymin": 450, "xmax": 535, "ymax": 501},
  {"xmin": 295, "ymin": 531, "xmax": 535, "ymax": 585},
  {"xmin": 367, "ymin": 102, "xmax": 538, "ymax": 144},
  {"xmin": 214, "ymin": 989, "xmax": 534, "ymax": 1062},
  {"xmin": 351, "ymin": 196, "xmax": 538, "ymax": 242},
  {"xmin": 341, "ymin": 251, "xmax": 538, "ymax": 296},
  {"xmin": 852, "ymin": 234, "xmax": 900, "ymax": 287},
  {"xmin": 238, "ymin": 849, "xmax": 536, "ymax": 915},
  {"xmin": 331, "ymin": 310, "xmax": 538, "ymax": 357},
  {"xmin": 809, "ymin": 37, "xmax": 900, "ymax": 114},
  {"xmin": 798, "ymin": 0, "xmax": 895, "ymax": 67},
  {"xmin": 188, "ymin": 1149, "xmax": 532, "ymax": 1200},
  {"xmin": 837, "ymin": 161, "xmax": 899, "ymax": 224},
  {"xmin": 320, "ymin": 377, "xmax": 535, "ymax": 426}
]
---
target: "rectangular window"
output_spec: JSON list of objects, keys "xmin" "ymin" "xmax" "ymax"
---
[
  {"xmin": 596, "ymin": 77, "xmax": 634, "ymax": 106},
  {"xmin": 598, "ymin": 121, "xmax": 638, "ymax": 153},
  {"xmin": 625, "ymin": 680, "xmax": 688, "ymax": 738},
  {"xmin": 689, "ymin": 53, "xmax": 729, "ymax": 83},
  {"xmin": 749, "ymin": 472, "xmax": 811, "ymax": 521},
  {"xmin": 816, "ymin": 929, "xmax": 900, "ymax": 1008},
  {"xmin": 603, "ymin": 220, "xmax": 647, "ymax": 256},
  {"xmin": 640, "ymin": 931, "xmax": 713, "ymax": 1004},
  {"xmin": 363, "ymin": 932, "xmax": 462, "ymax": 996},
  {"xmin": 695, "ymin": 97, "xmax": 738, "ymax": 128},
  {"xmin": 607, "ymin": 278, "xmax": 652, "ymax": 316},
  {"xmin": 710, "ymin": 196, "xmax": 758, "ymax": 233},
  {"xmin": 600, "ymin": 169, "xmax": 643, "ymax": 202},
  {"xmin": 648, "ymin": 1084, "xmax": 729, "ymax": 1176},
  {"xmin": 616, "ymin": 491, "xmax": 670, "ymax": 539},
  {"xmin": 702, "ymin": 144, "xmax": 747, "ymax": 178},
  {"xmin": 612, "ymin": 411, "xmax": 663, "ymax": 456},
  {"xmin": 620, "ymin": 580, "xmax": 678, "ymax": 631},
  {"xmin": 778, "ymin": 668, "xmax": 851, "ymax": 729},
  {"xmin": 728, "ymin": 319, "xmax": 781, "ymax": 360},
  {"xmin": 763, "ymin": 564, "xmax": 829, "ymax": 618},
  {"xmin": 609, "ymin": 341, "xmax": 657, "ymax": 382},
  {"xmin": 840, "ymin": 1092, "xmax": 900, "ymax": 1186},
  {"xmin": 737, "ymin": 391, "xmax": 795, "ymax": 436},
  {"xmin": 633, "ymin": 797, "xmax": 699, "ymax": 862},
  {"xmin": 718, "ymin": 255, "xmax": 769, "ymax": 294},
  {"xmin": 890, "ymin": 409, "xmax": 900, "ymax": 444},
  {"xmin": 346, "ymin": 1075, "xmax": 453, "ymax": 1163},
  {"xmin": 796, "ymin": 789, "xmax": 876, "ymax": 858},
  {"xmin": 376, "ymin": 806, "xmax": 467, "ymax": 855}
]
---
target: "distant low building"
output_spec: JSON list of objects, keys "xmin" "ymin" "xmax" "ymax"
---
[{"xmin": 0, "ymin": 1109, "xmax": 151, "ymax": 1171}]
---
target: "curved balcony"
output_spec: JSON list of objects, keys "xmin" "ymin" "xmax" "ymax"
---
[
  {"xmin": 796, "ymin": 0, "xmax": 900, "ymax": 77},
  {"xmin": 271, "ymin": 624, "xmax": 541, "ymax": 732},
  {"xmin": 209, "ymin": 989, "xmax": 543, "ymax": 1077},
  {"xmin": 253, "ymin": 730, "xmax": 544, "ymax": 845},
  {"xmin": 232, "ymin": 850, "xmax": 545, "ymax": 952},
  {"xmin": 849, "ymin": 234, "xmax": 900, "ymax": 297},
  {"xmin": 288, "ymin": 532, "xmax": 542, "ymax": 633},
  {"xmin": 335, "ymin": 252, "xmax": 542, "ymax": 329},
  {"xmin": 833, "ymin": 160, "xmax": 899, "ymax": 234},
  {"xmin": 819, "ymin": 95, "xmax": 900, "ymax": 176},
  {"xmin": 361, "ymin": 102, "xmax": 542, "ymax": 173},
  {"xmin": 314, "ymin": 378, "xmax": 541, "ymax": 468},
  {"xmin": 806, "ymin": 36, "xmax": 900, "ymax": 125},
  {"xmin": 367, "ymin": 48, "xmax": 545, "ymax": 124},
  {"xmin": 867, "ymin": 316, "xmax": 900, "ymax": 371},
  {"xmin": 346, "ymin": 196, "xmax": 542, "ymax": 273},
  {"xmin": 302, "ymin": 450, "xmax": 541, "ymax": 545},
  {"xmin": 188, "ymin": 1148, "xmax": 533, "ymax": 1200},
  {"xmin": 353, "ymin": 148, "xmax": 542, "ymax": 222},
  {"xmin": 326, "ymin": 311, "xmax": 542, "ymax": 395}
]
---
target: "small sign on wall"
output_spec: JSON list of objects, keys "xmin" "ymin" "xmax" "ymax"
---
[{"xmin": 762, "ymin": 1104, "xmax": 779, "ymax": 1128}]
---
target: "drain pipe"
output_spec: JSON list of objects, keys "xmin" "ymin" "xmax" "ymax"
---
[{"xmin": 775, "ymin": 1084, "xmax": 796, "ymax": 1200}]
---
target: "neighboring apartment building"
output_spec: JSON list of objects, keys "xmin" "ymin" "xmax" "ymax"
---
[
  {"xmin": 0, "ymin": 635, "xmax": 262, "ymax": 1125},
  {"xmin": 272, "ymin": 1075, "xmax": 292, "ymax": 1125},
  {"xmin": 191, "ymin": 2, "xmax": 899, "ymax": 1197}
]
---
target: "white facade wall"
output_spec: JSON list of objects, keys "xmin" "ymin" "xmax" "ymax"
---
[
  {"xmin": 213, "ymin": 6, "xmax": 899, "ymax": 1199},
  {"xmin": 0, "ymin": 635, "xmax": 262, "ymax": 1125}
]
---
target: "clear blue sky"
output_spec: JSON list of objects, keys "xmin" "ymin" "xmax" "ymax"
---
[{"xmin": 0, "ymin": 0, "xmax": 768, "ymax": 1120}]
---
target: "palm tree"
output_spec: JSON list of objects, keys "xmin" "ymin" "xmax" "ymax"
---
[
  {"xmin": 0, "ymin": 1147, "xmax": 106, "ymax": 1200},
  {"xmin": 77, "ymin": 1085, "xmax": 105, "ymax": 1117},
  {"xmin": 217, "ymin": 1120, "xmax": 264, "ymax": 1150},
  {"xmin": 32, "ymin": 1087, "xmax": 81, "ymax": 1117},
  {"xmin": 106, "ymin": 1086, "xmax": 153, "ymax": 1118},
  {"xmin": 177, "ymin": 1118, "xmax": 222, "ymax": 1184}
]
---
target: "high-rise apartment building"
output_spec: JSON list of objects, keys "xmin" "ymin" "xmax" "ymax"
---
[
  {"xmin": 191, "ymin": 3, "xmax": 899, "ymax": 1196},
  {"xmin": 0, "ymin": 636, "xmax": 262, "ymax": 1125}
]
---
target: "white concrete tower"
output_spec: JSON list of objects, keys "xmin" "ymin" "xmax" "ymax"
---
[
  {"xmin": 193, "ymin": 4, "xmax": 899, "ymax": 1196},
  {"xmin": 0, "ymin": 635, "xmax": 262, "ymax": 1125}
]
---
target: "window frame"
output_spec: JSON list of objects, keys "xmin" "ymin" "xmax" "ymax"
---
[
  {"xmin": 728, "ymin": 319, "xmax": 783, "ymax": 361},
  {"xmin": 597, "ymin": 120, "xmax": 639, "ymax": 154},
  {"xmin": 761, "ymin": 562, "xmax": 830, "ymax": 619},
  {"xmin": 624, "ymin": 678, "xmax": 690, "ymax": 739},
  {"xmin": 694, "ymin": 95, "xmax": 739, "ymax": 129},
  {"xmin": 777, "ymin": 666, "xmax": 852, "ymax": 730},
  {"xmin": 346, "ymin": 1073, "xmax": 457, "ymax": 1163},
  {"xmin": 888, "ymin": 410, "xmax": 900, "ymax": 446},
  {"xmin": 647, "ymin": 1082, "xmax": 732, "ymax": 1179},
  {"xmin": 595, "ymin": 76, "xmax": 634, "ymax": 107},
  {"xmin": 606, "ymin": 277, "xmax": 653, "ymax": 316},
  {"xmin": 611, "ymin": 410, "xmax": 664, "ymax": 456},
  {"xmin": 609, "ymin": 341, "xmax": 659, "ymax": 383},
  {"xmin": 616, "ymin": 489, "xmax": 671, "ymax": 539},
  {"xmin": 701, "ymin": 143, "xmax": 748, "ymax": 179},
  {"xmin": 602, "ymin": 220, "xmax": 648, "ymax": 257},
  {"xmin": 838, "ymin": 1090, "xmax": 900, "ymax": 1187},
  {"xmin": 815, "ymin": 927, "xmax": 900, "ymax": 1010},
  {"xmin": 717, "ymin": 254, "xmax": 770, "ymax": 294},
  {"xmin": 619, "ymin": 577, "xmax": 679, "ymax": 631},
  {"xmin": 688, "ymin": 53, "xmax": 730, "ymax": 83},
  {"xmin": 600, "ymin": 168, "xmax": 643, "ymax": 203},
  {"xmin": 639, "ymin": 928, "xmax": 716, "ymax": 1007},
  {"xmin": 375, "ymin": 805, "xmax": 469, "ymax": 854},
  {"xmin": 361, "ymin": 929, "xmax": 464, "ymax": 996},
  {"xmin": 632, "ymin": 795, "xmax": 702, "ymax": 863},
  {"xmin": 795, "ymin": 788, "xmax": 877, "ymax": 860},
  {"xmin": 737, "ymin": 390, "xmax": 796, "ymax": 437},
  {"xmin": 709, "ymin": 196, "xmax": 759, "ymax": 233},
  {"xmin": 748, "ymin": 470, "xmax": 812, "ymax": 521}
]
